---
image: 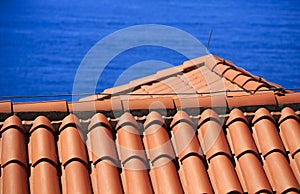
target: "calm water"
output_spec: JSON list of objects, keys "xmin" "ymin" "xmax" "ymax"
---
[{"xmin": 0, "ymin": 0, "xmax": 299, "ymax": 101}]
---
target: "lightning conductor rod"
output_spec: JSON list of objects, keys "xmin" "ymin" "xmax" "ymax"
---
[{"xmin": 207, "ymin": 29, "xmax": 213, "ymax": 49}]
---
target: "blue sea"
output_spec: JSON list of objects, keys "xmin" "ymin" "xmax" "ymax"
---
[{"xmin": 0, "ymin": 0, "xmax": 299, "ymax": 102}]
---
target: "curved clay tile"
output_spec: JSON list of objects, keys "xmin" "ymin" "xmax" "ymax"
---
[
  {"xmin": 144, "ymin": 111, "xmax": 165, "ymax": 129},
  {"xmin": 2, "ymin": 163, "xmax": 29, "ymax": 194},
  {"xmin": 208, "ymin": 59, "xmax": 223, "ymax": 71},
  {"xmin": 1, "ymin": 114, "xmax": 25, "ymax": 133},
  {"xmin": 88, "ymin": 112, "xmax": 111, "ymax": 130},
  {"xmin": 87, "ymin": 113, "xmax": 118, "ymax": 164},
  {"xmin": 212, "ymin": 63, "xmax": 233, "ymax": 75},
  {"xmin": 150, "ymin": 159, "xmax": 183, "ymax": 194},
  {"xmin": 238, "ymin": 153, "xmax": 272, "ymax": 193},
  {"xmin": 179, "ymin": 156, "xmax": 213, "ymax": 193},
  {"xmin": 31, "ymin": 162, "xmax": 60, "ymax": 194},
  {"xmin": 171, "ymin": 111, "xmax": 202, "ymax": 159},
  {"xmin": 198, "ymin": 108, "xmax": 221, "ymax": 127},
  {"xmin": 252, "ymin": 107, "xmax": 275, "ymax": 123},
  {"xmin": 144, "ymin": 111, "xmax": 175, "ymax": 165},
  {"xmin": 116, "ymin": 112, "xmax": 139, "ymax": 129},
  {"xmin": 94, "ymin": 161, "xmax": 123, "ymax": 194},
  {"xmin": 30, "ymin": 116, "xmax": 57, "ymax": 166},
  {"xmin": 144, "ymin": 112, "xmax": 183, "ymax": 193},
  {"xmin": 233, "ymin": 74, "xmax": 254, "ymax": 87},
  {"xmin": 235, "ymin": 67, "xmax": 252, "ymax": 77},
  {"xmin": 144, "ymin": 82, "xmax": 172, "ymax": 94},
  {"xmin": 1, "ymin": 115, "xmax": 27, "ymax": 167},
  {"xmin": 223, "ymin": 69, "xmax": 243, "ymax": 82},
  {"xmin": 171, "ymin": 111, "xmax": 212, "ymax": 193},
  {"xmin": 278, "ymin": 107, "xmax": 300, "ymax": 156},
  {"xmin": 59, "ymin": 114, "xmax": 82, "ymax": 132},
  {"xmin": 243, "ymin": 80, "xmax": 266, "ymax": 92},
  {"xmin": 252, "ymin": 108, "xmax": 285, "ymax": 157},
  {"xmin": 64, "ymin": 161, "xmax": 92, "ymax": 194},
  {"xmin": 29, "ymin": 115, "xmax": 55, "ymax": 133},
  {"xmin": 226, "ymin": 108, "xmax": 248, "ymax": 126},
  {"xmin": 87, "ymin": 113, "xmax": 123, "ymax": 193},
  {"xmin": 116, "ymin": 112, "xmax": 147, "ymax": 165},
  {"xmin": 226, "ymin": 109, "xmax": 258, "ymax": 157},
  {"xmin": 197, "ymin": 109, "xmax": 231, "ymax": 160},
  {"xmin": 58, "ymin": 114, "xmax": 88, "ymax": 166},
  {"xmin": 208, "ymin": 155, "xmax": 243, "ymax": 193},
  {"xmin": 265, "ymin": 152, "xmax": 300, "ymax": 193},
  {"xmin": 116, "ymin": 113, "xmax": 152, "ymax": 193},
  {"xmin": 122, "ymin": 159, "xmax": 153, "ymax": 194},
  {"xmin": 293, "ymin": 153, "xmax": 300, "ymax": 180}
]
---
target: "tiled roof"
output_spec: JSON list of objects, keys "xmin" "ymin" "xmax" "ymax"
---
[
  {"xmin": 80, "ymin": 54, "xmax": 284, "ymax": 102},
  {"xmin": 1, "ymin": 54, "xmax": 300, "ymax": 193}
]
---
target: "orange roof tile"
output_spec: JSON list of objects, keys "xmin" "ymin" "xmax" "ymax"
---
[{"xmin": 1, "ymin": 54, "xmax": 300, "ymax": 193}]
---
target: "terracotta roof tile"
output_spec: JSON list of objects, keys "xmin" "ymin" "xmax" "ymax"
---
[
  {"xmin": 0, "ymin": 115, "xmax": 29, "ymax": 193},
  {"xmin": 236, "ymin": 153, "xmax": 272, "ymax": 193},
  {"xmin": 227, "ymin": 92, "xmax": 277, "ymax": 108},
  {"xmin": 234, "ymin": 74, "xmax": 254, "ymax": 87},
  {"xmin": 279, "ymin": 107, "xmax": 300, "ymax": 156},
  {"xmin": 69, "ymin": 98, "xmax": 123, "ymax": 112},
  {"xmin": 31, "ymin": 162, "xmax": 60, "ymax": 194},
  {"xmin": 197, "ymin": 109, "xmax": 231, "ymax": 160},
  {"xmin": 213, "ymin": 63, "xmax": 234, "ymax": 75},
  {"xmin": 182, "ymin": 60, "xmax": 198, "ymax": 70},
  {"xmin": 172, "ymin": 111, "xmax": 213, "ymax": 193},
  {"xmin": 0, "ymin": 106, "xmax": 300, "ymax": 193},
  {"xmin": 144, "ymin": 112, "xmax": 175, "ymax": 165},
  {"xmin": 264, "ymin": 152, "xmax": 300, "ymax": 193},
  {"xmin": 171, "ymin": 111, "xmax": 202, "ymax": 160},
  {"xmin": 0, "ymin": 101, "xmax": 12, "ymax": 114},
  {"xmin": 276, "ymin": 92, "xmax": 300, "ymax": 105},
  {"xmin": 92, "ymin": 161, "xmax": 123, "ymax": 194},
  {"xmin": 78, "ymin": 55, "xmax": 286, "ymax": 105},
  {"xmin": 122, "ymin": 97, "xmax": 174, "ymax": 111},
  {"xmin": 252, "ymin": 108, "xmax": 285, "ymax": 157},
  {"xmin": 121, "ymin": 159, "xmax": 152, "ymax": 193},
  {"xmin": 292, "ymin": 153, "xmax": 300, "ymax": 182},
  {"xmin": 179, "ymin": 156, "xmax": 213, "ymax": 193},
  {"xmin": 2, "ymin": 163, "xmax": 29, "ymax": 194},
  {"xmin": 13, "ymin": 100, "xmax": 68, "ymax": 120},
  {"xmin": 0, "ymin": 101, "xmax": 12, "ymax": 121},
  {"xmin": 243, "ymin": 80, "xmax": 266, "ymax": 92},
  {"xmin": 148, "ymin": 159, "xmax": 182, "ymax": 193},
  {"xmin": 1, "ymin": 54, "xmax": 300, "ymax": 193},
  {"xmin": 29, "ymin": 116, "xmax": 57, "ymax": 166},
  {"xmin": 226, "ymin": 109, "xmax": 258, "ymax": 157},
  {"xmin": 14, "ymin": 100, "xmax": 68, "ymax": 113},
  {"xmin": 174, "ymin": 94, "xmax": 227, "ymax": 109},
  {"xmin": 64, "ymin": 161, "xmax": 92, "ymax": 194},
  {"xmin": 1, "ymin": 115, "xmax": 27, "ymax": 167},
  {"xmin": 58, "ymin": 114, "xmax": 88, "ymax": 166},
  {"xmin": 208, "ymin": 154, "xmax": 243, "ymax": 193},
  {"xmin": 223, "ymin": 68, "xmax": 244, "ymax": 81},
  {"xmin": 116, "ymin": 112, "xmax": 152, "ymax": 193},
  {"xmin": 129, "ymin": 74, "xmax": 156, "ymax": 88},
  {"xmin": 87, "ymin": 113, "xmax": 118, "ymax": 164}
]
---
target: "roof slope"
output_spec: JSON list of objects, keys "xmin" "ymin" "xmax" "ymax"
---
[
  {"xmin": 80, "ymin": 54, "xmax": 284, "ymax": 101},
  {"xmin": 1, "ymin": 54, "xmax": 300, "ymax": 193}
]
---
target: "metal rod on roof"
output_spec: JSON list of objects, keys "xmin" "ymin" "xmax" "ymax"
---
[
  {"xmin": 0, "ymin": 87, "xmax": 300, "ymax": 100},
  {"xmin": 207, "ymin": 29, "xmax": 213, "ymax": 49}
]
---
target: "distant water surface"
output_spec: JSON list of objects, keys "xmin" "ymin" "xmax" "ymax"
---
[{"xmin": 0, "ymin": 0, "xmax": 299, "ymax": 101}]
